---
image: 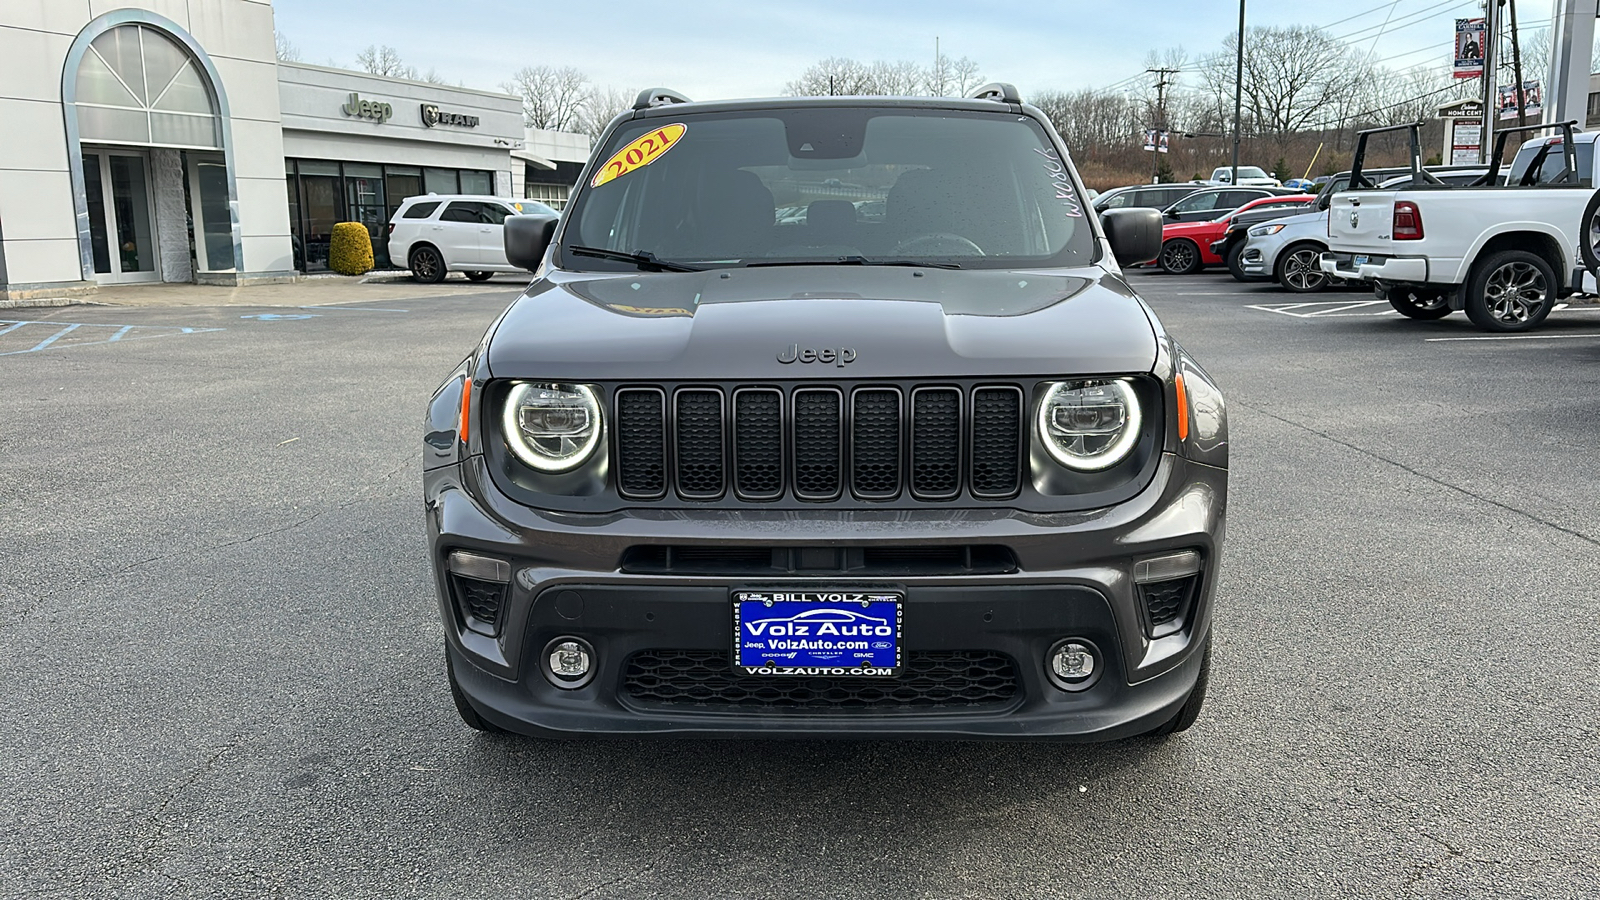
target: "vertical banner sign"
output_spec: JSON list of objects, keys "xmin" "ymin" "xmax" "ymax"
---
[
  {"xmin": 1498, "ymin": 82, "xmax": 1544, "ymax": 120},
  {"xmin": 1158, "ymin": 131, "xmax": 1170, "ymax": 154},
  {"xmin": 1454, "ymin": 18, "xmax": 1486, "ymax": 79},
  {"xmin": 1142, "ymin": 129, "xmax": 1157, "ymax": 152}
]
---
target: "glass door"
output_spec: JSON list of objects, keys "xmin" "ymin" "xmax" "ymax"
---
[
  {"xmin": 83, "ymin": 150, "xmax": 160, "ymax": 283},
  {"xmin": 188, "ymin": 155, "xmax": 235, "ymax": 272}
]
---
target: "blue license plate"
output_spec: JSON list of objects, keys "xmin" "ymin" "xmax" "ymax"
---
[
  {"xmin": 1353, "ymin": 255, "xmax": 1369, "ymax": 267},
  {"xmin": 733, "ymin": 590, "xmax": 902, "ymax": 676}
]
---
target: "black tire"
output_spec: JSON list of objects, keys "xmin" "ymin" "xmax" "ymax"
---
[
  {"xmin": 1143, "ymin": 647, "xmax": 1210, "ymax": 738},
  {"xmin": 409, "ymin": 245, "xmax": 447, "ymax": 284},
  {"xmin": 1387, "ymin": 288, "xmax": 1452, "ymax": 319},
  {"xmin": 1225, "ymin": 242, "xmax": 1248, "ymax": 282},
  {"xmin": 1274, "ymin": 243, "xmax": 1328, "ymax": 293},
  {"xmin": 464, "ymin": 271, "xmax": 494, "ymax": 282},
  {"xmin": 446, "ymin": 650, "xmax": 509, "ymax": 734},
  {"xmin": 1580, "ymin": 187, "xmax": 1600, "ymax": 277},
  {"xmin": 1158, "ymin": 239, "xmax": 1202, "ymax": 275},
  {"xmin": 1463, "ymin": 249, "xmax": 1556, "ymax": 332}
]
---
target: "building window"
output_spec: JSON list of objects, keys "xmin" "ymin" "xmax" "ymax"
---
[
  {"xmin": 423, "ymin": 167, "xmax": 458, "ymax": 195},
  {"xmin": 1589, "ymin": 92, "xmax": 1600, "ymax": 117},
  {"xmin": 525, "ymin": 183, "xmax": 570, "ymax": 209},
  {"xmin": 459, "ymin": 170, "xmax": 493, "ymax": 195},
  {"xmin": 76, "ymin": 24, "xmax": 220, "ymax": 149}
]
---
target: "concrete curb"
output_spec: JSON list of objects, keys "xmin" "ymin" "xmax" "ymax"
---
[{"xmin": 0, "ymin": 297, "xmax": 109, "ymax": 310}]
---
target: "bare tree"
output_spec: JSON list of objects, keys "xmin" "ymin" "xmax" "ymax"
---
[
  {"xmin": 275, "ymin": 32, "xmax": 300, "ymax": 63},
  {"xmin": 579, "ymin": 85, "xmax": 637, "ymax": 139},
  {"xmin": 1202, "ymin": 26, "xmax": 1366, "ymax": 137},
  {"xmin": 951, "ymin": 57, "xmax": 983, "ymax": 96},
  {"xmin": 504, "ymin": 65, "xmax": 590, "ymax": 131},
  {"xmin": 356, "ymin": 45, "xmax": 417, "ymax": 79},
  {"xmin": 869, "ymin": 60, "xmax": 927, "ymax": 96},
  {"xmin": 785, "ymin": 57, "xmax": 878, "ymax": 96}
]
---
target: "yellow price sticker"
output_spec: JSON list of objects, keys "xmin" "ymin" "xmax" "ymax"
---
[{"xmin": 591, "ymin": 123, "xmax": 687, "ymax": 188}]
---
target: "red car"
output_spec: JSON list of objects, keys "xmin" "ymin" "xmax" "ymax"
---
[{"xmin": 1155, "ymin": 194, "xmax": 1316, "ymax": 274}]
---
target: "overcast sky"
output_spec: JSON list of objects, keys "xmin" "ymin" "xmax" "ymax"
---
[{"xmin": 272, "ymin": 0, "xmax": 1559, "ymax": 101}]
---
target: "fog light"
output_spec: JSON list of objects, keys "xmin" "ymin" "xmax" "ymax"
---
[
  {"xmin": 1053, "ymin": 643, "xmax": 1094, "ymax": 680},
  {"xmin": 1046, "ymin": 638, "xmax": 1102, "ymax": 692},
  {"xmin": 543, "ymin": 637, "xmax": 595, "ymax": 689}
]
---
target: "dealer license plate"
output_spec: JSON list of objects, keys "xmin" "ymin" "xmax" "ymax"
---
[{"xmin": 733, "ymin": 590, "xmax": 903, "ymax": 676}]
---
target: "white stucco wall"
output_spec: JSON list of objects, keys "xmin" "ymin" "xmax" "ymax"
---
[{"xmin": 0, "ymin": 0, "xmax": 294, "ymax": 288}]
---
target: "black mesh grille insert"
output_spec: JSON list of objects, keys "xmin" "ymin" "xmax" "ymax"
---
[
  {"xmin": 911, "ymin": 388, "xmax": 961, "ymax": 498},
  {"xmin": 619, "ymin": 544, "xmax": 1018, "ymax": 576},
  {"xmin": 449, "ymin": 575, "xmax": 506, "ymax": 636},
  {"xmin": 623, "ymin": 650, "xmax": 1019, "ymax": 712},
  {"xmin": 615, "ymin": 389, "xmax": 666, "ymax": 498},
  {"xmin": 970, "ymin": 387, "xmax": 1022, "ymax": 497},
  {"xmin": 674, "ymin": 389, "xmax": 724, "ymax": 497},
  {"xmin": 1141, "ymin": 574, "xmax": 1198, "ymax": 638},
  {"xmin": 792, "ymin": 389, "xmax": 842, "ymax": 500},
  {"xmin": 733, "ymin": 389, "xmax": 783, "ymax": 499},
  {"xmin": 851, "ymin": 389, "xmax": 901, "ymax": 497}
]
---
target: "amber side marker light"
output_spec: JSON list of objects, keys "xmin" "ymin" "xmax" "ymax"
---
[
  {"xmin": 1174, "ymin": 373, "xmax": 1190, "ymax": 441},
  {"xmin": 459, "ymin": 377, "xmax": 473, "ymax": 445}
]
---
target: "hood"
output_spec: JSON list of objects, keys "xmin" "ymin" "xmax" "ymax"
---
[
  {"xmin": 1274, "ymin": 209, "xmax": 1330, "ymax": 236},
  {"xmin": 486, "ymin": 266, "xmax": 1159, "ymax": 381}
]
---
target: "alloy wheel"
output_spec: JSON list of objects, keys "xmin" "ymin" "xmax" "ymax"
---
[
  {"xmin": 1161, "ymin": 241, "xmax": 1196, "ymax": 273},
  {"xmin": 1483, "ymin": 261, "xmax": 1547, "ymax": 324},
  {"xmin": 1282, "ymin": 249, "xmax": 1326, "ymax": 291}
]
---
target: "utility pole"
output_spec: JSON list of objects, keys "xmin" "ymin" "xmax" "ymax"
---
[
  {"xmin": 1507, "ymin": 0, "xmax": 1527, "ymax": 127},
  {"xmin": 1231, "ymin": 0, "xmax": 1245, "ymax": 187},
  {"xmin": 1147, "ymin": 67, "xmax": 1178, "ymax": 183},
  {"xmin": 1481, "ymin": 0, "xmax": 1499, "ymax": 164}
]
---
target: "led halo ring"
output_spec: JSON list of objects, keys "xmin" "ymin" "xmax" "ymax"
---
[
  {"xmin": 1036, "ymin": 378, "xmax": 1143, "ymax": 472},
  {"xmin": 501, "ymin": 382, "xmax": 603, "ymax": 473}
]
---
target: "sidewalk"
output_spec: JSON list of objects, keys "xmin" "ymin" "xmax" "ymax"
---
[{"xmin": 2, "ymin": 272, "xmax": 529, "ymax": 309}]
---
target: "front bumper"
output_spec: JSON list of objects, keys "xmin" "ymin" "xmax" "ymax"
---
[{"xmin": 426, "ymin": 451, "xmax": 1226, "ymax": 740}]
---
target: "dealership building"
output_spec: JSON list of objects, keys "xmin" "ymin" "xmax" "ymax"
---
[{"xmin": 0, "ymin": 0, "xmax": 589, "ymax": 299}]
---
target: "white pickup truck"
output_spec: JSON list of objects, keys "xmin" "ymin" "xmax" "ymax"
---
[{"xmin": 1320, "ymin": 121, "xmax": 1593, "ymax": 331}]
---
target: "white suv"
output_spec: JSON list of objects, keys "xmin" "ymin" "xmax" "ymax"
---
[{"xmin": 387, "ymin": 195, "xmax": 556, "ymax": 283}]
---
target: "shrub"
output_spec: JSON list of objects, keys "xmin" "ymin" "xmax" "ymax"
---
[{"xmin": 328, "ymin": 222, "xmax": 374, "ymax": 276}]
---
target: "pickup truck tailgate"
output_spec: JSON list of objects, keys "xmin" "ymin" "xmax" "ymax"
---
[{"xmin": 1326, "ymin": 191, "xmax": 1397, "ymax": 252}]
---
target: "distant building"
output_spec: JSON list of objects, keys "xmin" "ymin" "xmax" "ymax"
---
[
  {"xmin": 515, "ymin": 129, "xmax": 592, "ymax": 209},
  {"xmin": 0, "ymin": 0, "xmax": 590, "ymax": 299},
  {"xmin": 1587, "ymin": 73, "xmax": 1600, "ymax": 130}
]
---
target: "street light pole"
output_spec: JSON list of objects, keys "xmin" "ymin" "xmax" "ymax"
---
[{"xmin": 1231, "ymin": 0, "xmax": 1245, "ymax": 187}]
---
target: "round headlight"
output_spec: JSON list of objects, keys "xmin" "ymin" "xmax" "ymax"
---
[
  {"xmin": 1037, "ymin": 379, "xmax": 1142, "ymax": 471},
  {"xmin": 502, "ymin": 382, "xmax": 602, "ymax": 472}
]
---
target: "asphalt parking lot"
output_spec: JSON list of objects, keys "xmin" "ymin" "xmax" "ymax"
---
[{"xmin": 3, "ymin": 272, "xmax": 1597, "ymax": 899}]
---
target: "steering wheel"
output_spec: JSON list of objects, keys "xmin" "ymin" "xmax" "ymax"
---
[{"xmin": 893, "ymin": 233, "xmax": 986, "ymax": 256}]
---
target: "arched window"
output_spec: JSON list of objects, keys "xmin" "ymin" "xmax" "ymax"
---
[{"xmin": 74, "ymin": 24, "xmax": 220, "ymax": 148}]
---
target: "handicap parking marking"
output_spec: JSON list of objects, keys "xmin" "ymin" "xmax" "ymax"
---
[
  {"xmin": 0, "ymin": 319, "xmax": 225, "ymax": 356},
  {"xmin": 1246, "ymin": 300, "xmax": 1398, "ymax": 318}
]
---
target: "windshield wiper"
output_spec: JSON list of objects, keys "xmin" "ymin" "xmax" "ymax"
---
[
  {"xmin": 744, "ymin": 256, "xmax": 961, "ymax": 270},
  {"xmin": 566, "ymin": 246, "xmax": 704, "ymax": 272}
]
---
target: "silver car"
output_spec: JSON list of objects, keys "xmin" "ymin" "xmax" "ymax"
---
[{"xmin": 1239, "ymin": 209, "xmax": 1331, "ymax": 292}]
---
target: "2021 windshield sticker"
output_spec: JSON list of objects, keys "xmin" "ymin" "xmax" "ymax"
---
[
  {"xmin": 591, "ymin": 123, "xmax": 687, "ymax": 188},
  {"xmin": 1035, "ymin": 148, "xmax": 1084, "ymax": 217}
]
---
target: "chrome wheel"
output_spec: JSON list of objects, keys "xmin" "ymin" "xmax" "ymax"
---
[
  {"xmin": 1159, "ymin": 240, "xmax": 1198, "ymax": 274},
  {"xmin": 1278, "ymin": 247, "xmax": 1327, "ymax": 292},
  {"xmin": 1483, "ymin": 261, "xmax": 1547, "ymax": 324}
]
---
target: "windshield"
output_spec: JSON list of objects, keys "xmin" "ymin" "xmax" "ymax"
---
[{"xmin": 559, "ymin": 107, "xmax": 1093, "ymax": 270}]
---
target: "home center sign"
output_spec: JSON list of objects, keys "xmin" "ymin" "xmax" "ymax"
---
[{"xmin": 1438, "ymin": 98, "xmax": 1485, "ymax": 166}]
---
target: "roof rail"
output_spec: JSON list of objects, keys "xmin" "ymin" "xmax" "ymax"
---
[
  {"xmin": 633, "ymin": 88, "xmax": 692, "ymax": 110},
  {"xmin": 968, "ymin": 82, "xmax": 1021, "ymax": 104}
]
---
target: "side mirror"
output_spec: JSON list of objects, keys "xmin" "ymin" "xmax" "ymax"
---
[
  {"xmin": 1102, "ymin": 208, "xmax": 1163, "ymax": 267},
  {"xmin": 1164, "ymin": 208, "xmax": 1180, "ymax": 219},
  {"xmin": 504, "ymin": 214, "xmax": 560, "ymax": 271},
  {"xmin": 1316, "ymin": 193, "xmax": 1331, "ymax": 212}
]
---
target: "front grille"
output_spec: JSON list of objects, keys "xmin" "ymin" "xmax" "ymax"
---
[
  {"xmin": 623, "ymin": 650, "xmax": 1020, "ymax": 712},
  {"xmin": 619, "ymin": 544, "xmax": 1019, "ymax": 576},
  {"xmin": 615, "ymin": 383, "xmax": 1025, "ymax": 503},
  {"xmin": 674, "ymin": 389, "xmax": 724, "ymax": 498}
]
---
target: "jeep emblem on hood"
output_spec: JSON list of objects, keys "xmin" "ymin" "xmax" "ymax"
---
[{"xmin": 778, "ymin": 344, "xmax": 856, "ymax": 366}]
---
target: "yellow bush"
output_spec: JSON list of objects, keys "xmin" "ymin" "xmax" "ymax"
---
[{"xmin": 328, "ymin": 222, "xmax": 374, "ymax": 276}]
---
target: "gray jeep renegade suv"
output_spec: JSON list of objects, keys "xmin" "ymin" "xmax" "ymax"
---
[{"xmin": 423, "ymin": 85, "xmax": 1227, "ymax": 741}]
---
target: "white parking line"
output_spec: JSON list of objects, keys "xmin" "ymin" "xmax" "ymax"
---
[
  {"xmin": 1425, "ymin": 332, "xmax": 1600, "ymax": 342},
  {"xmin": 1246, "ymin": 300, "xmax": 1397, "ymax": 318}
]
